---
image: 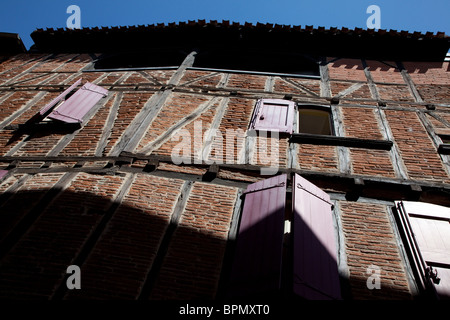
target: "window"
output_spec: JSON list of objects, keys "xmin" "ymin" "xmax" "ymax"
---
[
  {"xmin": 249, "ymin": 99, "xmax": 333, "ymax": 136},
  {"xmin": 248, "ymin": 99, "xmax": 393, "ymax": 150},
  {"xmin": 298, "ymin": 105, "xmax": 333, "ymax": 136},
  {"xmin": 227, "ymin": 173, "xmax": 341, "ymax": 300},
  {"xmin": 395, "ymin": 201, "xmax": 450, "ymax": 300}
]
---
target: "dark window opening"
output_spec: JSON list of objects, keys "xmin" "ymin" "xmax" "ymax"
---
[
  {"xmin": 439, "ymin": 134, "xmax": 450, "ymax": 144},
  {"xmin": 298, "ymin": 106, "xmax": 333, "ymax": 136},
  {"xmin": 193, "ymin": 49, "xmax": 320, "ymax": 76},
  {"xmin": 93, "ymin": 50, "xmax": 186, "ymax": 70}
]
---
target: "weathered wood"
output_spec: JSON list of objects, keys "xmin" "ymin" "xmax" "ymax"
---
[
  {"xmin": 138, "ymin": 71, "xmax": 164, "ymax": 86},
  {"xmin": 139, "ymin": 96, "xmax": 220, "ymax": 155},
  {"xmin": 264, "ymin": 76, "xmax": 275, "ymax": 93},
  {"xmin": 330, "ymin": 104, "xmax": 351, "ymax": 174},
  {"xmin": 201, "ymin": 97, "xmax": 229, "ymax": 162},
  {"xmin": 117, "ymin": 52, "xmax": 198, "ymax": 155},
  {"xmin": 0, "ymin": 155, "xmax": 131, "ymax": 163},
  {"xmin": 96, "ymin": 92, "xmax": 123, "ymax": 157},
  {"xmin": 110, "ymin": 89, "xmax": 169, "ymax": 156},
  {"xmin": 178, "ymin": 71, "xmax": 221, "ymax": 87},
  {"xmin": 376, "ymin": 108, "xmax": 409, "ymax": 180},
  {"xmin": 397, "ymin": 61, "xmax": 423, "ymax": 103},
  {"xmin": 319, "ymin": 59, "xmax": 331, "ymax": 98},
  {"xmin": 281, "ymin": 77, "xmax": 320, "ymax": 97},
  {"xmin": 169, "ymin": 51, "xmax": 197, "ymax": 85},
  {"xmin": 138, "ymin": 180, "xmax": 193, "ymax": 299},
  {"xmin": 362, "ymin": 59, "xmax": 381, "ymax": 101},
  {"xmin": 333, "ymin": 83, "xmax": 364, "ymax": 100},
  {"xmin": 427, "ymin": 111, "xmax": 450, "ymax": 128},
  {"xmin": 288, "ymin": 104, "xmax": 299, "ymax": 169}
]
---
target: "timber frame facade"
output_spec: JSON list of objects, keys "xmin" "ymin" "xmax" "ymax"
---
[{"xmin": 0, "ymin": 21, "xmax": 449, "ymax": 300}]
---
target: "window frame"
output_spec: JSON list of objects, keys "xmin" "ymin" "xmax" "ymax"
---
[
  {"xmin": 296, "ymin": 103, "xmax": 335, "ymax": 136},
  {"xmin": 247, "ymin": 99, "xmax": 393, "ymax": 151}
]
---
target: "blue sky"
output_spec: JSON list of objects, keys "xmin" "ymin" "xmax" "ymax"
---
[{"xmin": 1, "ymin": 0, "xmax": 449, "ymax": 50}]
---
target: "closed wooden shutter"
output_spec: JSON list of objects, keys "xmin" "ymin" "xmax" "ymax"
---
[
  {"xmin": 228, "ymin": 174, "xmax": 287, "ymax": 297},
  {"xmin": 292, "ymin": 173, "xmax": 341, "ymax": 299},
  {"xmin": 249, "ymin": 99, "xmax": 295, "ymax": 134},
  {"xmin": 400, "ymin": 201, "xmax": 450, "ymax": 300}
]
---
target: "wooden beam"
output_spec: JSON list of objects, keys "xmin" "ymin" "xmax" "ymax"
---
[
  {"xmin": 96, "ymin": 92, "xmax": 123, "ymax": 157},
  {"xmin": 397, "ymin": 61, "xmax": 423, "ymax": 103},
  {"xmin": 202, "ymin": 164, "xmax": 219, "ymax": 182},
  {"xmin": 51, "ymin": 172, "xmax": 136, "ymax": 300},
  {"xmin": 289, "ymin": 133, "xmax": 393, "ymax": 150},
  {"xmin": 281, "ymin": 77, "xmax": 320, "ymax": 97},
  {"xmin": 116, "ymin": 51, "xmax": 198, "ymax": 155},
  {"xmin": 0, "ymin": 155, "xmax": 132, "ymax": 163},
  {"xmin": 375, "ymin": 108, "xmax": 409, "ymax": 180},
  {"xmin": 202, "ymin": 97, "xmax": 229, "ymax": 162},
  {"xmin": 139, "ymin": 96, "xmax": 221, "ymax": 155},
  {"xmin": 362, "ymin": 59, "xmax": 381, "ymax": 101},
  {"xmin": 332, "ymin": 83, "xmax": 364, "ymax": 100},
  {"xmin": 330, "ymin": 104, "xmax": 351, "ymax": 175},
  {"xmin": 110, "ymin": 89, "xmax": 169, "ymax": 156},
  {"xmin": 138, "ymin": 180, "xmax": 193, "ymax": 299},
  {"xmin": 319, "ymin": 58, "xmax": 331, "ymax": 98}
]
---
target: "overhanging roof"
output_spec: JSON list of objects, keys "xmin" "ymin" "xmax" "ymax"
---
[
  {"xmin": 30, "ymin": 20, "xmax": 450, "ymax": 61},
  {"xmin": 0, "ymin": 32, "xmax": 26, "ymax": 54}
]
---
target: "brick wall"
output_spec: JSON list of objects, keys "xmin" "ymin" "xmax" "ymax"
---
[
  {"xmin": 151, "ymin": 182, "xmax": 237, "ymax": 299},
  {"xmin": 0, "ymin": 51, "xmax": 449, "ymax": 300},
  {"xmin": 339, "ymin": 201, "xmax": 412, "ymax": 299}
]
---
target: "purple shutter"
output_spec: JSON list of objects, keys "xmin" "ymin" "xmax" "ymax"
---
[
  {"xmin": 48, "ymin": 82, "xmax": 108, "ymax": 123},
  {"xmin": 39, "ymin": 79, "xmax": 82, "ymax": 116},
  {"xmin": 250, "ymin": 99, "xmax": 295, "ymax": 134},
  {"xmin": 229, "ymin": 174, "xmax": 287, "ymax": 297},
  {"xmin": 401, "ymin": 201, "xmax": 450, "ymax": 299},
  {"xmin": 0, "ymin": 170, "xmax": 8, "ymax": 180},
  {"xmin": 292, "ymin": 173, "xmax": 341, "ymax": 300}
]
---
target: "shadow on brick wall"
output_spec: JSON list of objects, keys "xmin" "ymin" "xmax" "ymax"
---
[
  {"xmin": 0, "ymin": 186, "xmax": 439, "ymax": 301},
  {"xmin": 0, "ymin": 187, "xmax": 228, "ymax": 300}
]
